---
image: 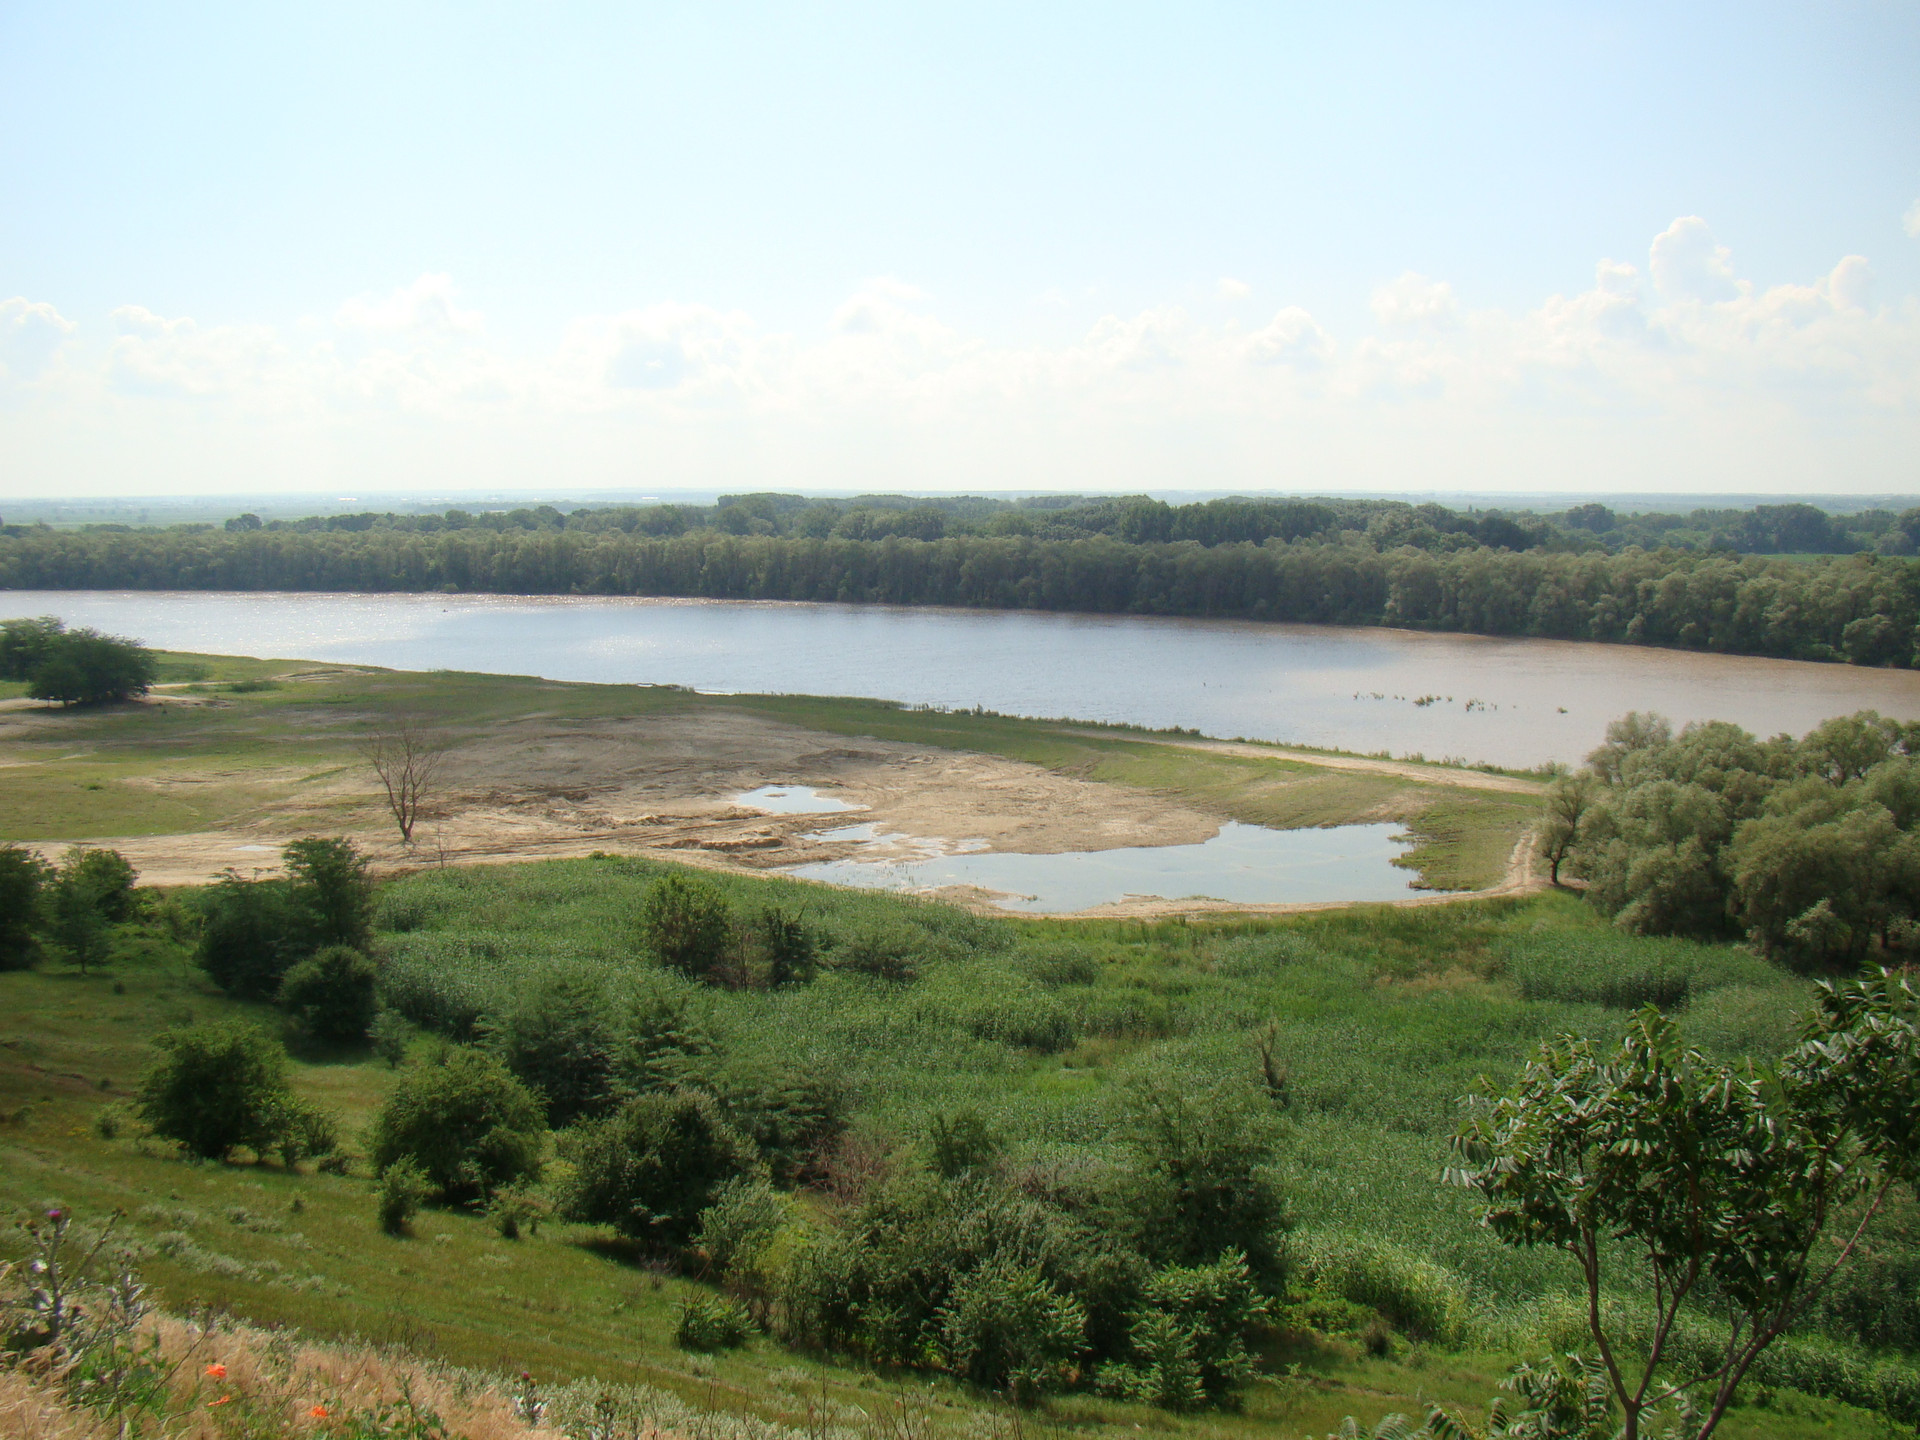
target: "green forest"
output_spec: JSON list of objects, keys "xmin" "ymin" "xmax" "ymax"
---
[{"xmin": 6, "ymin": 495, "xmax": 1920, "ymax": 668}]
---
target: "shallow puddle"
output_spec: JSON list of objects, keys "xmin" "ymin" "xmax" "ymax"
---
[
  {"xmin": 782, "ymin": 820, "xmax": 1436, "ymax": 913},
  {"xmin": 733, "ymin": 785, "xmax": 865, "ymax": 814}
]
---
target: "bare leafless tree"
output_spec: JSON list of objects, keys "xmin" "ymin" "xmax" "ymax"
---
[{"xmin": 360, "ymin": 723, "xmax": 451, "ymax": 845}]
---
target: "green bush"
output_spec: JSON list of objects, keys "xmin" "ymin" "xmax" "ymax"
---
[
  {"xmin": 674, "ymin": 1293, "xmax": 752, "ymax": 1351},
  {"xmin": 713, "ymin": 1064, "xmax": 847, "ymax": 1184},
  {"xmin": 638, "ymin": 874, "xmax": 732, "ymax": 979},
  {"xmin": 489, "ymin": 972, "xmax": 621, "ymax": 1125},
  {"xmin": 694, "ymin": 1175, "xmax": 787, "ymax": 1277},
  {"xmin": 925, "ymin": 1109, "xmax": 1002, "ymax": 1180},
  {"xmin": 196, "ymin": 875, "xmax": 300, "ymax": 1000},
  {"xmin": 272, "ymin": 1100, "xmax": 340, "ymax": 1170},
  {"xmin": 283, "ymin": 837, "xmax": 375, "ymax": 951},
  {"xmin": 1098, "ymin": 1254, "xmax": 1268, "ymax": 1409},
  {"xmin": 368, "ymin": 1047, "xmax": 545, "ymax": 1206},
  {"xmin": 487, "ymin": 1181, "xmax": 551, "ymax": 1240},
  {"xmin": 0, "ymin": 844, "xmax": 50, "ymax": 971},
  {"xmin": 1112, "ymin": 1078, "xmax": 1288, "ymax": 1282},
  {"xmin": 828, "ymin": 922, "xmax": 923, "ymax": 981},
  {"xmin": 47, "ymin": 846, "xmax": 137, "ymax": 974},
  {"xmin": 556, "ymin": 1089, "xmax": 760, "ymax": 1246},
  {"xmin": 278, "ymin": 945, "xmax": 380, "ymax": 1045},
  {"xmin": 369, "ymin": 1008, "xmax": 414, "ymax": 1068},
  {"xmin": 377, "ymin": 1158, "xmax": 430, "ymax": 1235},
  {"xmin": 745, "ymin": 905, "xmax": 816, "ymax": 985},
  {"xmin": 135, "ymin": 1020, "xmax": 296, "ymax": 1161},
  {"xmin": 1292, "ymin": 1232, "xmax": 1470, "ymax": 1345},
  {"xmin": 936, "ymin": 1258, "xmax": 1087, "ymax": 1402}
]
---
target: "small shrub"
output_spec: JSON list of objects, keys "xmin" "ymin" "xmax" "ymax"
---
[
  {"xmin": 936, "ymin": 1258, "xmax": 1087, "ymax": 1402},
  {"xmin": 273, "ymin": 1100, "xmax": 341, "ymax": 1170},
  {"xmin": 926, "ymin": 1109, "xmax": 1002, "ymax": 1179},
  {"xmin": 368, "ymin": 1047, "xmax": 545, "ymax": 1206},
  {"xmin": 279, "ymin": 944, "xmax": 380, "ymax": 1044},
  {"xmin": 1098, "ymin": 1253, "xmax": 1269, "ymax": 1409},
  {"xmin": 489, "ymin": 972, "xmax": 620, "ymax": 1125},
  {"xmin": 1291, "ymin": 1233, "xmax": 1469, "ymax": 1345},
  {"xmin": 369, "ymin": 1008, "xmax": 414, "ymax": 1067},
  {"xmin": 283, "ymin": 836, "xmax": 375, "ymax": 950},
  {"xmin": 488, "ymin": 1182, "xmax": 551, "ymax": 1240},
  {"xmin": 695, "ymin": 1175, "xmax": 786, "ymax": 1277},
  {"xmin": 135, "ymin": 1020, "xmax": 294, "ymax": 1161},
  {"xmin": 377, "ymin": 1158, "xmax": 430, "ymax": 1235},
  {"xmin": 746, "ymin": 905, "xmax": 817, "ymax": 985},
  {"xmin": 830, "ymin": 923, "xmax": 922, "ymax": 982},
  {"xmin": 675, "ymin": 1293, "xmax": 751, "ymax": 1351},
  {"xmin": 556, "ymin": 1089, "xmax": 761, "ymax": 1246},
  {"xmin": 638, "ymin": 873, "xmax": 732, "ymax": 979}
]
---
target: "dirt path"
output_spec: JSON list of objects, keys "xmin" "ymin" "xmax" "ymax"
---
[{"xmin": 1069, "ymin": 729, "xmax": 1548, "ymax": 795}]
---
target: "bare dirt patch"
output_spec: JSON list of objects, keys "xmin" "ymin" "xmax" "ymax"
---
[{"xmin": 22, "ymin": 707, "xmax": 1225, "ymax": 890}]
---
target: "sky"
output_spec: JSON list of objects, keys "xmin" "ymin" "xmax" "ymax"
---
[{"xmin": 1, "ymin": 2, "xmax": 1918, "ymax": 501}]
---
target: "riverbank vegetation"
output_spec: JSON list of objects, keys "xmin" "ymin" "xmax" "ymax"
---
[
  {"xmin": 3, "ymin": 842, "xmax": 1916, "ymax": 1438},
  {"xmin": 1557, "ymin": 708, "xmax": 1920, "ymax": 967},
  {"xmin": 7, "ymin": 495, "xmax": 1920, "ymax": 667}
]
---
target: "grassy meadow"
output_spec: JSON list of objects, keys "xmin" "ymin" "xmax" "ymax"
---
[{"xmin": 3, "ymin": 852, "xmax": 1912, "ymax": 1439}]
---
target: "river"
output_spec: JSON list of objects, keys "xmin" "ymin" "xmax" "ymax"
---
[{"xmin": 6, "ymin": 589, "xmax": 1919, "ymax": 768}]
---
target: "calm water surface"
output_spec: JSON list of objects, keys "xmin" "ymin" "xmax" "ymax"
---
[
  {"xmin": 785, "ymin": 821, "xmax": 1426, "ymax": 913},
  {"xmin": 8, "ymin": 589, "xmax": 1920, "ymax": 768}
]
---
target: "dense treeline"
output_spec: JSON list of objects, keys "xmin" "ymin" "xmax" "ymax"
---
[
  {"xmin": 8, "ymin": 520, "xmax": 1920, "ymax": 666},
  {"xmin": 15, "ymin": 491, "xmax": 1917, "ymax": 556},
  {"xmin": 1557, "ymin": 710, "xmax": 1920, "ymax": 966}
]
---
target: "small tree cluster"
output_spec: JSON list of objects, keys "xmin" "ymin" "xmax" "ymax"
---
[
  {"xmin": 197, "ymin": 836, "xmax": 381, "ymax": 1044},
  {"xmin": 0, "ymin": 615, "xmax": 155, "ymax": 705},
  {"xmin": 775, "ymin": 1081, "xmax": 1285, "ymax": 1408},
  {"xmin": 636, "ymin": 874, "xmax": 815, "ymax": 987},
  {"xmin": 1562, "ymin": 709, "xmax": 1920, "ymax": 968},
  {"xmin": 0, "ymin": 842, "xmax": 140, "ymax": 973}
]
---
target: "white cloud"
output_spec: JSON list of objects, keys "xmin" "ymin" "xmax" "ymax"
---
[
  {"xmin": 0, "ymin": 296, "xmax": 75, "ymax": 381},
  {"xmin": 1370, "ymin": 273, "xmax": 1459, "ymax": 329},
  {"xmin": 1649, "ymin": 216, "xmax": 1740, "ymax": 302},
  {"xmin": 1905, "ymin": 198, "xmax": 1920, "ymax": 240},
  {"xmin": 1245, "ymin": 306, "xmax": 1332, "ymax": 367},
  {"xmin": 7, "ymin": 219, "xmax": 1920, "ymax": 496},
  {"xmin": 1217, "ymin": 277, "xmax": 1252, "ymax": 301},
  {"xmin": 335, "ymin": 273, "xmax": 483, "ymax": 335}
]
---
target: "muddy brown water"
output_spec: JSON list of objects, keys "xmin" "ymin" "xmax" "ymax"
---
[{"xmin": 7, "ymin": 589, "xmax": 1920, "ymax": 768}]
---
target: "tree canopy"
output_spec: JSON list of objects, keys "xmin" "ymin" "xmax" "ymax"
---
[
  {"xmin": 1565, "ymin": 709, "xmax": 1920, "ymax": 967},
  {"xmin": 0, "ymin": 615, "xmax": 155, "ymax": 705}
]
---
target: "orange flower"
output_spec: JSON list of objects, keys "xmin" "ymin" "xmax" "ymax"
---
[
  {"xmin": 208, "ymin": 1395, "xmax": 232, "ymax": 1408},
  {"xmin": 205, "ymin": 1364, "xmax": 228, "ymax": 1380},
  {"xmin": 309, "ymin": 1405, "xmax": 330, "ymax": 1419}
]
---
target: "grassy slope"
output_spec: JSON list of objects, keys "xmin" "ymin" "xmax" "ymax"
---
[
  {"xmin": 0, "ymin": 863, "xmax": 1891, "ymax": 1440},
  {"xmin": 0, "ymin": 660, "xmax": 1537, "ymax": 890}
]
